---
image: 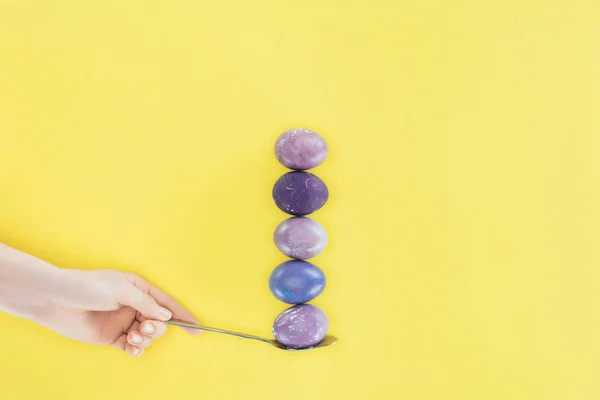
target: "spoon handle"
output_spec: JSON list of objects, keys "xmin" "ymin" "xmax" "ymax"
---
[{"xmin": 166, "ymin": 319, "xmax": 272, "ymax": 345}]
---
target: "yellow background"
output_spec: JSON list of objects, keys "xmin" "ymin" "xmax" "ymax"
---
[{"xmin": 0, "ymin": 1, "xmax": 599, "ymax": 399}]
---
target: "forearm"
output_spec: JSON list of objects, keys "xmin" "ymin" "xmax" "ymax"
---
[{"xmin": 0, "ymin": 243, "xmax": 66, "ymax": 321}]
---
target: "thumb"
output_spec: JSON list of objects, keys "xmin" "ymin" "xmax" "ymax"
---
[{"xmin": 118, "ymin": 281, "xmax": 173, "ymax": 321}]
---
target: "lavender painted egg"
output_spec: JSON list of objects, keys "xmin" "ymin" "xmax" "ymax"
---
[
  {"xmin": 272, "ymin": 304, "xmax": 329, "ymax": 349},
  {"xmin": 269, "ymin": 260, "xmax": 326, "ymax": 304},
  {"xmin": 274, "ymin": 217, "xmax": 328, "ymax": 260},
  {"xmin": 275, "ymin": 128, "xmax": 328, "ymax": 170},
  {"xmin": 272, "ymin": 171, "xmax": 329, "ymax": 216}
]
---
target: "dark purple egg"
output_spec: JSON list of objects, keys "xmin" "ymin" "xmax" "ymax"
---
[
  {"xmin": 275, "ymin": 128, "xmax": 328, "ymax": 170},
  {"xmin": 269, "ymin": 260, "xmax": 326, "ymax": 304},
  {"xmin": 272, "ymin": 171, "xmax": 329, "ymax": 216},
  {"xmin": 274, "ymin": 217, "xmax": 328, "ymax": 260},
  {"xmin": 272, "ymin": 304, "xmax": 329, "ymax": 349}
]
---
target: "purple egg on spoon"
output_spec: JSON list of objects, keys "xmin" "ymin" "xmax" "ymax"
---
[
  {"xmin": 273, "ymin": 171, "xmax": 329, "ymax": 216},
  {"xmin": 275, "ymin": 128, "xmax": 328, "ymax": 170},
  {"xmin": 272, "ymin": 304, "xmax": 329, "ymax": 349},
  {"xmin": 269, "ymin": 260, "xmax": 326, "ymax": 304},
  {"xmin": 274, "ymin": 217, "xmax": 328, "ymax": 260},
  {"xmin": 166, "ymin": 316, "xmax": 336, "ymax": 351}
]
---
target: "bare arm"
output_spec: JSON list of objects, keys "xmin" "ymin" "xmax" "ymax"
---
[{"xmin": 0, "ymin": 243, "xmax": 200, "ymax": 357}]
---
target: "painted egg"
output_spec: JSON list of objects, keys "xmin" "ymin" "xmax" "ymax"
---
[
  {"xmin": 272, "ymin": 171, "xmax": 329, "ymax": 216},
  {"xmin": 272, "ymin": 304, "xmax": 329, "ymax": 349},
  {"xmin": 274, "ymin": 128, "xmax": 328, "ymax": 170},
  {"xmin": 274, "ymin": 217, "xmax": 328, "ymax": 260},
  {"xmin": 269, "ymin": 260, "xmax": 326, "ymax": 304}
]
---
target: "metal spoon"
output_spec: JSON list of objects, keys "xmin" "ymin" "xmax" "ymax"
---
[{"xmin": 166, "ymin": 319, "xmax": 338, "ymax": 351}]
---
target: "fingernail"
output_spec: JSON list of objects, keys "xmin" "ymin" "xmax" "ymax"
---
[
  {"xmin": 131, "ymin": 333, "xmax": 143, "ymax": 344},
  {"xmin": 131, "ymin": 347, "xmax": 140, "ymax": 356},
  {"xmin": 142, "ymin": 323, "xmax": 155, "ymax": 334},
  {"xmin": 159, "ymin": 307, "xmax": 172, "ymax": 320}
]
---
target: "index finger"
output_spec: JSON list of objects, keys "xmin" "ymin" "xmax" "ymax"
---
[{"xmin": 132, "ymin": 275, "xmax": 202, "ymax": 336}]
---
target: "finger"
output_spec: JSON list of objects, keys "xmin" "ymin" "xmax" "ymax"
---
[
  {"xmin": 127, "ymin": 320, "xmax": 141, "ymax": 334},
  {"xmin": 136, "ymin": 313, "xmax": 148, "ymax": 323},
  {"xmin": 110, "ymin": 319, "xmax": 140, "ymax": 351},
  {"xmin": 129, "ymin": 275, "xmax": 201, "ymax": 336},
  {"xmin": 112, "ymin": 331, "xmax": 145, "ymax": 355},
  {"xmin": 125, "ymin": 343, "xmax": 143, "ymax": 357},
  {"xmin": 139, "ymin": 320, "xmax": 167, "ymax": 339},
  {"xmin": 117, "ymin": 278, "xmax": 173, "ymax": 321},
  {"xmin": 111, "ymin": 333, "xmax": 127, "ymax": 351},
  {"xmin": 127, "ymin": 330, "xmax": 153, "ymax": 349}
]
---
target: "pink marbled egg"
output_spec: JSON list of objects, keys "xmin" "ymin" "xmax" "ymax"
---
[
  {"xmin": 272, "ymin": 304, "xmax": 329, "ymax": 349},
  {"xmin": 274, "ymin": 217, "xmax": 328, "ymax": 260},
  {"xmin": 274, "ymin": 128, "xmax": 328, "ymax": 170}
]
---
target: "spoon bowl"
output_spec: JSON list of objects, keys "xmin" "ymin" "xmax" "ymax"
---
[{"xmin": 166, "ymin": 319, "xmax": 337, "ymax": 351}]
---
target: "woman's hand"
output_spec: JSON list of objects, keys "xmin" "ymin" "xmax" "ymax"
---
[{"xmin": 0, "ymin": 243, "xmax": 200, "ymax": 357}]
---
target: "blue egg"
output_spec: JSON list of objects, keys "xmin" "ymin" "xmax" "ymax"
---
[{"xmin": 269, "ymin": 260, "xmax": 326, "ymax": 304}]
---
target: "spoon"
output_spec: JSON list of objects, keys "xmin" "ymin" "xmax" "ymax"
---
[{"xmin": 166, "ymin": 319, "xmax": 338, "ymax": 351}]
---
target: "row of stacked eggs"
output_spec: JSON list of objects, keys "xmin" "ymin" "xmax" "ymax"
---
[{"xmin": 270, "ymin": 128, "xmax": 331, "ymax": 349}]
